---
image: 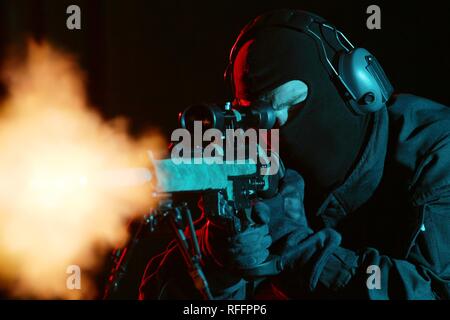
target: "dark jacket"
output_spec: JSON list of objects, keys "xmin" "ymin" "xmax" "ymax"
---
[{"xmin": 139, "ymin": 94, "xmax": 450, "ymax": 299}]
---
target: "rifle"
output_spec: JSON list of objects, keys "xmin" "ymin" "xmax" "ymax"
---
[{"xmin": 104, "ymin": 102, "xmax": 285, "ymax": 300}]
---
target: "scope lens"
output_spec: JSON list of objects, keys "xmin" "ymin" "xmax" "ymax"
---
[{"xmin": 179, "ymin": 104, "xmax": 223, "ymax": 131}]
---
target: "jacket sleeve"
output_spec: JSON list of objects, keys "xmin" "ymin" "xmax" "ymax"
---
[{"xmin": 313, "ymin": 195, "xmax": 450, "ymax": 299}]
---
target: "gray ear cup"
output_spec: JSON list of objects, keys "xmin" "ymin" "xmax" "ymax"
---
[
  {"xmin": 226, "ymin": 10, "xmax": 394, "ymax": 113},
  {"xmin": 338, "ymin": 48, "xmax": 393, "ymax": 114}
]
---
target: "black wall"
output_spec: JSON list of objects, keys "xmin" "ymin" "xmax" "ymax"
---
[{"xmin": 0, "ymin": 0, "xmax": 449, "ymax": 139}]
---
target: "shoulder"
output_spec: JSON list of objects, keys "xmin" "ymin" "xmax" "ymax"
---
[
  {"xmin": 388, "ymin": 93, "xmax": 450, "ymax": 132},
  {"xmin": 387, "ymin": 94, "xmax": 450, "ymax": 204}
]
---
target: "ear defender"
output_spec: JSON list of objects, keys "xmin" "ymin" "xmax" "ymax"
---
[{"xmin": 337, "ymin": 48, "xmax": 394, "ymax": 115}]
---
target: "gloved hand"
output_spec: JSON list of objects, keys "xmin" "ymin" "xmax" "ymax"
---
[
  {"xmin": 262, "ymin": 171, "xmax": 342, "ymax": 294},
  {"xmin": 202, "ymin": 201, "xmax": 272, "ymax": 271},
  {"xmin": 226, "ymin": 202, "xmax": 273, "ymax": 270},
  {"xmin": 197, "ymin": 201, "xmax": 273, "ymax": 297},
  {"xmin": 263, "ymin": 169, "xmax": 313, "ymax": 246},
  {"xmin": 274, "ymin": 228, "xmax": 342, "ymax": 295}
]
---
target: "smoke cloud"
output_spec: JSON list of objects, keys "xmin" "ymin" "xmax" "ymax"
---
[{"xmin": 0, "ymin": 40, "xmax": 164, "ymax": 299}]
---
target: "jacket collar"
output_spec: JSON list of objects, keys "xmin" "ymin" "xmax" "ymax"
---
[{"xmin": 317, "ymin": 107, "xmax": 389, "ymax": 226}]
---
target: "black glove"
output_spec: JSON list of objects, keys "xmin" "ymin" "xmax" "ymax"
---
[
  {"xmin": 202, "ymin": 201, "xmax": 272, "ymax": 271},
  {"xmin": 226, "ymin": 202, "xmax": 272, "ymax": 269},
  {"xmin": 276, "ymin": 228, "xmax": 342, "ymax": 293},
  {"xmin": 202, "ymin": 168, "xmax": 308, "ymax": 271},
  {"xmin": 263, "ymin": 169, "xmax": 313, "ymax": 247},
  {"xmin": 261, "ymin": 169, "xmax": 342, "ymax": 295}
]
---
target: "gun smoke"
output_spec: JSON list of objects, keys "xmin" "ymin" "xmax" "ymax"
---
[{"xmin": 0, "ymin": 40, "xmax": 164, "ymax": 298}]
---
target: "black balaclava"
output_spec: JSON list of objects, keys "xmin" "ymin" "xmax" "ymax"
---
[{"xmin": 232, "ymin": 17, "xmax": 372, "ymax": 212}]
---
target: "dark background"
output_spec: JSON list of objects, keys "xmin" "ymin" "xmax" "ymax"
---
[
  {"xmin": 1, "ymin": 0, "xmax": 449, "ymax": 138},
  {"xmin": 0, "ymin": 0, "xmax": 448, "ymax": 299}
]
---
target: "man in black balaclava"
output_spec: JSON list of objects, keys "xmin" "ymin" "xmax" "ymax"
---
[
  {"xmin": 140, "ymin": 9, "xmax": 450, "ymax": 299},
  {"xmin": 231, "ymin": 21, "xmax": 372, "ymax": 214}
]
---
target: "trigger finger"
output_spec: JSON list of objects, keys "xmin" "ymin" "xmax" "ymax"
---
[
  {"xmin": 260, "ymin": 234, "xmax": 272, "ymax": 249},
  {"xmin": 253, "ymin": 202, "xmax": 271, "ymax": 224}
]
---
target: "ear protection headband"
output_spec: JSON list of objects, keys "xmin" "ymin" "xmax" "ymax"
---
[{"xmin": 224, "ymin": 10, "xmax": 394, "ymax": 114}]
